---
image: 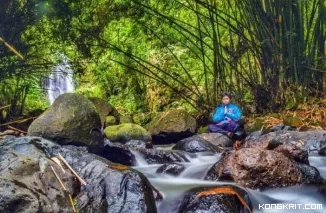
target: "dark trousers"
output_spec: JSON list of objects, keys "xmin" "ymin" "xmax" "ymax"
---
[{"xmin": 208, "ymin": 120, "xmax": 238, "ymax": 134}]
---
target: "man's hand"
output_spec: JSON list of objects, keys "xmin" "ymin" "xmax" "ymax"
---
[
  {"xmin": 216, "ymin": 120, "xmax": 227, "ymax": 126},
  {"xmin": 225, "ymin": 116, "xmax": 231, "ymax": 122}
]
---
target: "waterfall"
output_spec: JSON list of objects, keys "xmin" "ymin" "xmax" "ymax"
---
[{"xmin": 43, "ymin": 56, "xmax": 74, "ymax": 105}]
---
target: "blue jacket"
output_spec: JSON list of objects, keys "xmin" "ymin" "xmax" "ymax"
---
[{"xmin": 212, "ymin": 103, "xmax": 242, "ymax": 123}]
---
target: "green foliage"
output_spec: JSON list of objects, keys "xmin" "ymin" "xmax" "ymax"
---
[{"xmin": 0, "ymin": 0, "xmax": 325, "ymax": 121}]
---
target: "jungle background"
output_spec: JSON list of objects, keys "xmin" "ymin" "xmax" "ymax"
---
[{"xmin": 0, "ymin": 0, "xmax": 325, "ymax": 130}]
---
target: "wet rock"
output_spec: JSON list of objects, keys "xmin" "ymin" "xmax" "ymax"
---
[
  {"xmin": 197, "ymin": 133, "xmax": 233, "ymax": 147},
  {"xmin": 205, "ymin": 148, "xmax": 323, "ymax": 189},
  {"xmin": 125, "ymin": 140, "xmax": 147, "ymax": 149},
  {"xmin": 90, "ymin": 141, "xmax": 136, "ymax": 166},
  {"xmin": 152, "ymin": 185, "xmax": 163, "ymax": 201},
  {"xmin": 176, "ymin": 185, "xmax": 252, "ymax": 213},
  {"xmin": 146, "ymin": 109, "xmax": 197, "ymax": 144},
  {"xmin": 137, "ymin": 148, "xmax": 190, "ymax": 164},
  {"xmin": 172, "ymin": 135, "xmax": 221, "ymax": 153},
  {"xmin": 104, "ymin": 123, "xmax": 151, "ymax": 143},
  {"xmin": 156, "ymin": 163, "xmax": 186, "ymax": 176},
  {"xmin": 28, "ymin": 93, "xmax": 103, "ymax": 147},
  {"xmin": 0, "ymin": 136, "xmax": 157, "ymax": 213}
]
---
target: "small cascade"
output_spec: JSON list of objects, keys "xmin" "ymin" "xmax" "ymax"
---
[
  {"xmin": 43, "ymin": 56, "xmax": 74, "ymax": 104},
  {"xmin": 132, "ymin": 149, "xmax": 326, "ymax": 213}
]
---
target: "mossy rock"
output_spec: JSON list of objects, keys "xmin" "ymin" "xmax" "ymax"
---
[
  {"xmin": 146, "ymin": 109, "xmax": 196, "ymax": 134},
  {"xmin": 105, "ymin": 116, "xmax": 117, "ymax": 126},
  {"xmin": 89, "ymin": 97, "xmax": 117, "ymax": 125},
  {"xmin": 283, "ymin": 116, "xmax": 303, "ymax": 127},
  {"xmin": 104, "ymin": 123, "xmax": 151, "ymax": 143},
  {"xmin": 28, "ymin": 93, "xmax": 102, "ymax": 146},
  {"xmin": 245, "ymin": 118, "xmax": 265, "ymax": 133},
  {"xmin": 119, "ymin": 115, "xmax": 134, "ymax": 124},
  {"xmin": 145, "ymin": 109, "xmax": 197, "ymax": 143}
]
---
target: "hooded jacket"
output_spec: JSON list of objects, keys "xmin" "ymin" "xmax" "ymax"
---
[{"xmin": 212, "ymin": 103, "xmax": 242, "ymax": 123}]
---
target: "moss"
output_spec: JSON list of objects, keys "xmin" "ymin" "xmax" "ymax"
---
[
  {"xmin": 197, "ymin": 126, "xmax": 209, "ymax": 134},
  {"xmin": 104, "ymin": 123, "xmax": 151, "ymax": 143},
  {"xmin": 108, "ymin": 163, "xmax": 129, "ymax": 171},
  {"xmin": 105, "ymin": 116, "xmax": 117, "ymax": 126},
  {"xmin": 283, "ymin": 116, "xmax": 303, "ymax": 127}
]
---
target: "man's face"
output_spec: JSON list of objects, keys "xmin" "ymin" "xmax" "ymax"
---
[{"xmin": 222, "ymin": 96, "xmax": 230, "ymax": 105}]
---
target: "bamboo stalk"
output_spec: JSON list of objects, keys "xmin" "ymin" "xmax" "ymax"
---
[
  {"xmin": 58, "ymin": 153, "xmax": 87, "ymax": 186},
  {"xmin": 0, "ymin": 116, "xmax": 38, "ymax": 127},
  {"xmin": 50, "ymin": 166, "xmax": 67, "ymax": 191},
  {"xmin": 7, "ymin": 126, "xmax": 27, "ymax": 134},
  {"xmin": 51, "ymin": 157, "xmax": 66, "ymax": 174},
  {"xmin": 50, "ymin": 166, "xmax": 77, "ymax": 213},
  {"xmin": 0, "ymin": 105, "xmax": 11, "ymax": 110}
]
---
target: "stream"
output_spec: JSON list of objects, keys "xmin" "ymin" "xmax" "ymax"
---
[{"xmin": 133, "ymin": 147, "xmax": 326, "ymax": 213}]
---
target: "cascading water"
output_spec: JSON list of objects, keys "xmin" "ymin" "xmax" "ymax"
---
[
  {"xmin": 43, "ymin": 56, "xmax": 74, "ymax": 104},
  {"xmin": 132, "ymin": 150, "xmax": 326, "ymax": 213}
]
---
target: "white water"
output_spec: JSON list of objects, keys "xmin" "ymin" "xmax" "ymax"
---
[
  {"xmin": 132, "ymin": 150, "xmax": 326, "ymax": 213},
  {"xmin": 43, "ymin": 56, "xmax": 74, "ymax": 105}
]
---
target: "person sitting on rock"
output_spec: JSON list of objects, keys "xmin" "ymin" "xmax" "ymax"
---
[{"xmin": 208, "ymin": 92, "xmax": 242, "ymax": 138}]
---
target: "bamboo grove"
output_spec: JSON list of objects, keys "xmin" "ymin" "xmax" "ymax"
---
[{"xmin": 0, "ymin": 0, "xmax": 325, "ymax": 118}]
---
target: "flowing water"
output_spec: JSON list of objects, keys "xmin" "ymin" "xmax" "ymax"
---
[
  {"xmin": 133, "ymin": 148, "xmax": 326, "ymax": 213},
  {"xmin": 43, "ymin": 56, "xmax": 74, "ymax": 104}
]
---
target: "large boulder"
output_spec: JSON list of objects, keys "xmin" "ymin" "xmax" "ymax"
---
[
  {"xmin": 197, "ymin": 133, "xmax": 233, "ymax": 147},
  {"xmin": 205, "ymin": 148, "xmax": 323, "ymax": 189},
  {"xmin": 146, "ymin": 109, "xmax": 197, "ymax": 144},
  {"xmin": 89, "ymin": 97, "xmax": 120, "ymax": 125},
  {"xmin": 0, "ymin": 136, "xmax": 157, "ymax": 213},
  {"xmin": 104, "ymin": 123, "xmax": 151, "ymax": 143},
  {"xmin": 172, "ymin": 135, "xmax": 221, "ymax": 153},
  {"xmin": 28, "ymin": 93, "xmax": 103, "ymax": 147},
  {"xmin": 243, "ymin": 130, "xmax": 326, "ymax": 154}
]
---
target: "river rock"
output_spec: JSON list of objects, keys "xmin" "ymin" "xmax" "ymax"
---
[
  {"xmin": 104, "ymin": 123, "xmax": 151, "ymax": 143},
  {"xmin": 172, "ymin": 135, "xmax": 221, "ymax": 153},
  {"xmin": 156, "ymin": 163, "xmax": 186, "ymax": 176},
  {"xmin": 137, "ymin": 148, "xmax": 190, "ymax": 164},
  {"xmin": 176, "ymin": 185, "xmax": 252, "ymax": 213},
  {"xmin": 90, "ymin": 141, "xmax": 137, "ymax": 166},
  {"xmin": 197, "ymin": 133, "xmax": 233, "ymax": 147},
  {"xmin": 28, "ymin": 93, "xmax": 103, "ymax": 147},
  {"xmin": 146, "ymin": 109, "xmax": 197, "ymax": 144},
  {"xmin": 0, "ymin": 136, "xmax": 157, "ymax": 213},
  {"xmin": 205, "ymin": 148, "xmax": 323, "ymax": 189}
]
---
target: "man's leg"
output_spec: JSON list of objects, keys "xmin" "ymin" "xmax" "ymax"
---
[
  {"xmin": 208, "ymin": 123, "xmax": 228, "ymax": 134},
  {"xmin": 224, "ymin": 120, "xmax": 238, "ymax": 136}
]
